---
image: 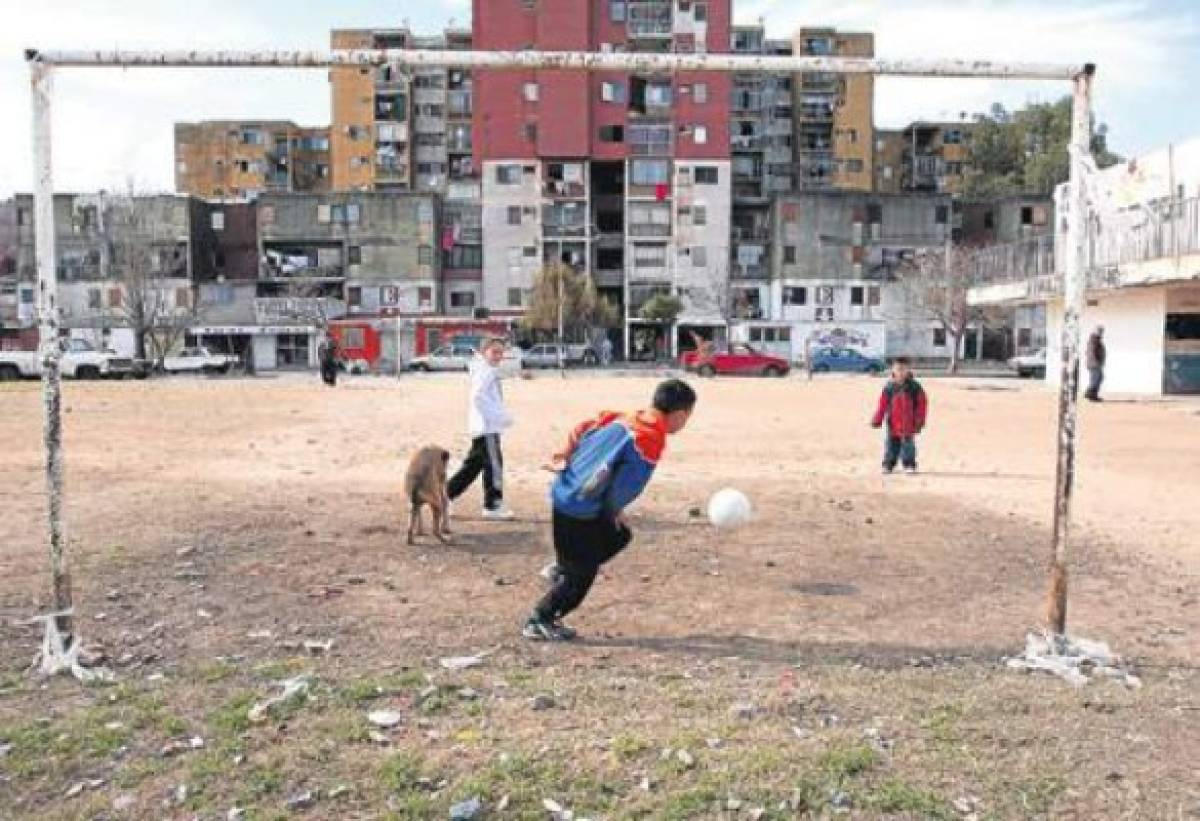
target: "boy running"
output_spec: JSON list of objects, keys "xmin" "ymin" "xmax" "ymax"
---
[
  {"xmin": 447, "ymin": 338, "xmax": 515, "ymax": 520},
  {"xmin": 523, "ymin": 379, "xmax": 697, "ymax": 641},
  {"xmin": 871, "ymin": 357, "xmax": 928, "ymax": 474}
]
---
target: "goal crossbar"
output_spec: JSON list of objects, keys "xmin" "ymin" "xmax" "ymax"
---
[{"xmin": 26, "ymin": 48, "xmax": 1087, "ymax": 81}]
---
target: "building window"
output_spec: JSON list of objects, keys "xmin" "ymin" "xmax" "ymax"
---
[
  {"xmin": 691, "ymin": 246, "xmax": 707, "ymax": 267},
  {"xmin": 348, "ymin": 286, "xmax": 362, "ymax": 307},
  {"xmin": 694, "ymin": 205, "xmax": 707, "ymax": 226},
  {"xmin": 866, "ymin": 203, "xmax": 883, "ymax": 224},
  {"xmin": 695, "ymin": 166, "xmax": 718, "ymax": 185},
  {"xmin": 694, "ymin": 1, "xmax": 707, "ymax": 20},
  {"xmin": 599, "ymin": 125, "xmax": 625, "ymax": 143},
  {"xmin": 348, "ymin": 246, "xmax": 362, "ymax": 265},
  {"xmin": 851, "ymin": 286, "xmax": 865, "ymax": 306},
  {"xmin": 450, "ymin": 291, "xmax": 476, "ymax": 308},
  {"xmin": 348, "ymin": 125, "xmax": 369, "ymax": 141},
  {"xmin": 943, "ymin": 129, "xmax": 964, "ymax": 145},
  {"xmin": 633, "ymin": 244, "xmax": 668, "ymax": 269},
  {"xmin": 610, "ymin": 0, "xmax": 626, "ymax": 22},
  {"xmin": 523, "ymin": 246, "xmax": 538, "ymax": 258},
  {"xmin": 983, "ymin": 211, "xmax": 995, "ymax": 230},
  {"xmin": 601, "ymin": 81, "xmax": 625, "ymax": 103},
  {"xmin": 507, "ymin": 206, "xmax": 522, "ymax": 226},
  {"xmin": 693, "ymin": 125, "xmax": 708, "ymax": 145},
  {"xmin": 211, "ymin": 212, "xmax": 225, "ymax": 232},
  {"xmin": 523, "ymin": 122, "xmax": 538, "ymax": 143},
  {"xmin": 935, "ymin": 205, "xmax": 949, "ymax": 225},
  {"xmin": 630, "ymin": 159, "xmax": 670, "ymax": 186},
  {"xmin": 87, "ymin": 288, "xmax": 101, "ymax": 310},
  {"xmin": 418, "ymin": 245, "xmax": 433, "ymax": 265},
  {"xmin": 240, "ymin": 129, "xmax": 264, "ymax": 145},
  {"xmin": 933, "ymin": 327, "xmax": 947, "ymax": 347},
  {"xmin": 783, "ymin": 286, "xmax": 807, "ymax": 306},
  {"xmin": 418, "ymin": 287, "xmax": 433, "ymax": 308},
  {"xmin": 868, "ymin": 286, "xmax": 881, "ymax": 307},
  {"xmin": 508, "ymin": 288, "xmax": 524, "ymax": 308},
  {"xmin": 108, "ymin": 288, "xmax": 123, "ymax": 308},
  {"xmin": 845, "ymin": 159, "xmax": 864, "ymax": 173},
  {"xmin": 496, "ymin": 164, "xmax": 522, "ymax": 184},
  {"xmin": 523, "ymin": 82, "xmax": 539, "ymax": 102},
  {"xmin": 782, "ymin": 246, "xmax": 797, "ymax": 265},
  {"xmin": 693, "ymin": 82, "xmax": 708, "ymax": 103}
]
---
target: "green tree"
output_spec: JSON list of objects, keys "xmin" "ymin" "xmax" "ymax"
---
[
  {"xmin": 638, "ymin": 293, "xmax": 683, "ymax": 324},
  {"xmin": 964, "ymin": 97, "xmax": 1121, "ymax": 198},
  {"xmin": 521, "ymin": 263, "xmax": 619, "ymax": 342}
]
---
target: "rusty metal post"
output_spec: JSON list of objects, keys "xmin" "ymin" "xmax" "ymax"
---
[
  {"xmin": 1045, "ymin": 64, "xmax": 1096, "ymax": 636},
  {"xmin": 31, "ymin": 62, "xmax": 73, "ymax": 642}
]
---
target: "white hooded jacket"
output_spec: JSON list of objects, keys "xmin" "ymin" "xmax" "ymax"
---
[{"xmin": 467, "ymin": 354, "xmax": 513, "ymax": 437}]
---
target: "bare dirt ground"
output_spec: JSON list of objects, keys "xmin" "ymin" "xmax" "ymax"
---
[{"xmin": 1, "ymin": 372, "xmax": 1198, "ymax": 820}]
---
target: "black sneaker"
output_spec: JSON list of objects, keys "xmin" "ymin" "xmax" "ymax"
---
[
  {"xmin": 552, "ymin": 621, "xmax": 578, "ymax": 640},
  {"xmin": 523, "ymin": 617, "xmax": 565, "ymax": 641}
]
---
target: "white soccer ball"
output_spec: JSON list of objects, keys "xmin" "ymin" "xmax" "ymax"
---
[{"xmin": 707, "ymin": 488, "xmax": 753, "ymax": 529}]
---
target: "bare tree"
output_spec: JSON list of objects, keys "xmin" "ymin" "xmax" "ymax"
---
[
  {"xmin": 896, "ymin": 242, "xmax": 999, "ymax": 374},
  {"xmin": 100, "ymin": 195, "xmax": 200, "ymax": 365}
]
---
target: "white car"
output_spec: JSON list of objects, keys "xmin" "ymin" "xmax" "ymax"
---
[
  {"xmin": 161, "ymin": 346, "xmax": 239, "ymax": 375},
  {"xmin": 1009, "ymin": 348, "xmax": 1047, "ymax": 379},
  {"xmin": 0, "ymin": 338, "xmax": 139, "ymax": 381},
  {"xmin": 522, "ymin": 343, "xmax": 599, "ymax": 369},
  {"xmin": 409, "ymin": 343, "xmax": 523, "ymax": 375}
]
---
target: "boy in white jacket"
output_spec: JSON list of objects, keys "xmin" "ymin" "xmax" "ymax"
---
[{"xmin": 447, "ymin": 338, "xmax": 515, "ymax": 520}]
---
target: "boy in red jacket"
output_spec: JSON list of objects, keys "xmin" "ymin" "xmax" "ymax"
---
[{"xmin": 871, "ymin": 357, "xmax": 928, "ymax": 474}]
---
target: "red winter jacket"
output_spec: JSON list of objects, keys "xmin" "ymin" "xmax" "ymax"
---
[{"xmin": 872, "ymin": 378, "xmax": 928, "ymax": 437}]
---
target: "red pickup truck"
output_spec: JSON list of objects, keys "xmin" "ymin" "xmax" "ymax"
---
[{"xmin": 680, "ymin": 343, "xmax": 791, "ymax": 377}]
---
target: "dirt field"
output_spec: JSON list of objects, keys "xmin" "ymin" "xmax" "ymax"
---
[{"xmin": 1, "ymin": 372, "xmax": 1198, "ymax": 820}]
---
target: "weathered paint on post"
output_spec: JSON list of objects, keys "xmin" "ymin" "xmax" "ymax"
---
[
  {"xmin": 25, "ymin": 48, "xmax": 1083, "ymax": 80},
  {"xmin": 31, "ymin": 63, "xmax": 73, "ymax": 641},
  {"xmin": 1046, "ymin": 65, "xmax": 1096, "ymax": 636}
]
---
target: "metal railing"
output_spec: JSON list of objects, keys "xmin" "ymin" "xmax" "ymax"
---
[{"xmin": 969, "ymin": 197, "xmax": 1200, "ymax": 295}]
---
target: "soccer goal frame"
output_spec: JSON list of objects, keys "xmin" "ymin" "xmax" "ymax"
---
[{"xmin": 23, "ymin": 47, "xmax": 1096, "ymax": 676}]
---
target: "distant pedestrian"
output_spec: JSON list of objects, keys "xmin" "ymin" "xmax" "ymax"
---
[
  {"xmin": 318, "ymin": 334, "xmax": 339, "ymax": 387},
  {"xmin": 1084, "ymin": 325, "xmax": 1106, "ymax": 402},
  {"xmin": 600, "ymin": 336, "xmax": 613, "ymax": 367}
]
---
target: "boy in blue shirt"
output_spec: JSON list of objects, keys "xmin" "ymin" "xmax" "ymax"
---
[{"xmin": 523, "ymin": 379, "xmax": 697, "ymax": 641}]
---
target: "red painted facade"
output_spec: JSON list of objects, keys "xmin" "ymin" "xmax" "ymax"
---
[
  {"xmin": 473, "ymin": 0, "xmax": 732, "ymax": 164},
  {"xmin": 329, "ymin": 320, "xmax": 382, "ymax": 366}
]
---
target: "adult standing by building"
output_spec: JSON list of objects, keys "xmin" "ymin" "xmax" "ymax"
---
[
  {"xmin": 318, "ymin": 333, "xmax": 339, "ymax": 387},
  {"xmin": 1084, "ymin": 325, "xmax": 1106, "ymax": 402}
]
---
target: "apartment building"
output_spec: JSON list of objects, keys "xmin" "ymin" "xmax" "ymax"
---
[
  {"xmin": 175, "ymin": 121, "xmax": 331, "ymax": 200},
  {"xmin": 329, "ymin": 27, "xmax": 483, "ymax": 315},
  {"xmin": 6, "ymin": 194, "xmax": 194, "ymax": 358},
  {"xmin": 793, "ymin": 29, "xmax": 874, "ymax": 193},
  {"xmin": 898, "ymin": 121, "xmax": 976, "ymax": 194},
  {"xmin": 0, "ymin": 199, "xmax": 35, "ymax": 350},
  {"xmin": 726, "ymin": 191, "xmax": 952, "ymax": 361},
  {"xmin": 472, "ymin": 0, "xmax": 733, "ymax": 358}
]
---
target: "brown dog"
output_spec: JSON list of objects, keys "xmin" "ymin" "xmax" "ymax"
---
[{"xmin": 405, "ymin": 445, "xmax": 452, "ymax": 545}]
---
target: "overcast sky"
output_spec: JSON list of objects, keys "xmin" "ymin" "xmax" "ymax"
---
[{"xmin": 0, "ymin": 0, "xmax": 1195, "ymax": 196}]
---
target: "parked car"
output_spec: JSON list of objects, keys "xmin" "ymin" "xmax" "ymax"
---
[
  {"xmin": 680, "ymin": 343, "xmax": 791, "ymax": 377},
  {"xmin": 161, "ymin": 347, "xmax": 240, "ymax": 375},
  {"xmin": 808, "ymin": 347, "xmax": 886, "ymax": 374},
  {"xmin": 1009, "ymin": 347, "xmax": 1047, "ymax": 378},
  {"xmin": 522, "ymin": 342, "xmax": 599, "ymax": 369},
  {"xmin": 409, "ymin": 343, "xmax": 523, "ymax": 375},
  {"xmin": 0, "ymin": 338, "xmax": 141, "ymax": 381}
]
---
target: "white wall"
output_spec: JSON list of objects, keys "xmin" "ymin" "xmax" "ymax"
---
[
  {"xmin": 482, "ymin": 161, "xmax": 542, "ymax": 311},
  {"xmin": 1046, "ymin": 286, "xmax": 1167, "ymax": 395},
  {"xmin": 674, "ymin": 160, "xmax": 732, "ymax": 323},
  {"xmin": 253, "ymin": 335, "xmax": 277, "ymax": 372}
]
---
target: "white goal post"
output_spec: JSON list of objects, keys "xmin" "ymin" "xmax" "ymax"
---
[{"xmin": 23, "ymin": 47, "xmax": 1096, "ymax": 676}]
